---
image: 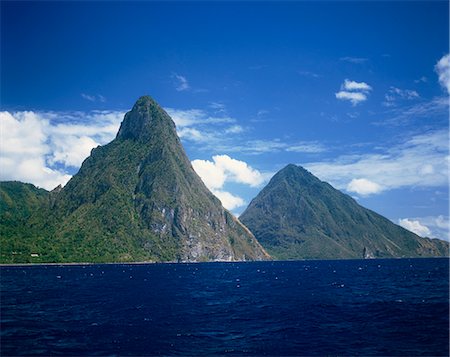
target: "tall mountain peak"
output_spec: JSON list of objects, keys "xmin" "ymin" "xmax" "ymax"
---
[{"xmin": 1, "ymin": 96, "xmax": 269, "ymax": 263}]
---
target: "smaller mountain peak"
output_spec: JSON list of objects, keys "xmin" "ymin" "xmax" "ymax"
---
[
  {"xmin": 116, "ymin": 95, "xmax": 175, "ymax": 141},
  {"xmin": 278, "ymin": 164, "xmax": 310, "ymax": 176},
  {"xmin": 270, "ymin": 164, "xmax": 320, "ymax": 188},
  {"xmin": 281, "ymin": 163, "xmax": 300, "ymax": 171}
]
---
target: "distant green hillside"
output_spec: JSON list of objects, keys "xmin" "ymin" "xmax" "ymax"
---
[
  {"xmin": 0, "ymin": 96, "xmax": 269, "ymax": 264},
  {"xmin": 0, "ymin": 181, "xmax": 54, "ymax": 263},
  {"xmin": 240, "ymin": 164, "xmax": 449, "ymax": 260}
]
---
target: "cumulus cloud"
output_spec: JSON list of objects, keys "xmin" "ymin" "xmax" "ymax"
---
[
  {"xmin": 49, "ymin": 135, "xmax": 99, "ymax": 167},
  {"xmin": 335, "ymin": 91, "xmax": 368, "ymax": 106},
  {"xmin": 342, "ymin": 79, "xmax": 372, "ymax": 92},
  {"xmin": 335, "ymin": 79, "xmax": 372, "ymax": 105},
  {"xmin": 0, "ymin": 111, "xmax": 71, "ymax": 190},
  {"xmin": 192, "ymin": 155, "xmax": 267, "ymax": 210},
  {"xmin": 192, "ymin": 155, "xmax": 265, "ymax": 189},
  {"xmin": 211, "ymin": 190, "xmax": 245, "ymax": 211},
  {"xmin": 191, "ymin": 159, "xmax": 226, "ymax": 190},
  {"xmin": 409, "ymin": 215, "xmax": 449, "ymax": 241},
  {"xmin": 346, "ymin": 178, "xmax": 383, "ymax": 196},
  {"xmin": 398, "ymin": 218, "xmax": 431, "ymax": 237},
  {"xmin": 0, "ymin": 110, "xmax": 124, "ymax": 190},
  {"xmin": 304, "ymin": 129, "xmax": 448, "ymax": 196},
  {"xmin": 213, "ymin": 155, "xmax": 265, "ymax": 187},
  {"xmin": 435, "ymin": 54, "xmax": 450, "ymax": 94},
  {"xmin": 171, "ymin": 73, "xmax": 190, "ymax": 92}
]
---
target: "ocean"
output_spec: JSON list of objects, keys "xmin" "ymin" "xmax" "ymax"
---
[{"xmin": 1, "ymin": 258, "xmax": 448, "ymax": 356}]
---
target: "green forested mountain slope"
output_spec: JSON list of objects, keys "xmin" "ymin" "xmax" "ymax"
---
[
  {"xmin": 240, "ymin": 164, "xmax": 448, "ymax": 260},
  {"xmin": 0, "ymin": 96, "xmax": 269, "ymax": 263},
  {"xmin": 0, "ymin": 182, "xmax": 53, "ymax": 263}
]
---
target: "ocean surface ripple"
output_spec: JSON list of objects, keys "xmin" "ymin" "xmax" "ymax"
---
[{"xmin": 1, "ymin": 258, "xmax": 448, "ymax": 356}]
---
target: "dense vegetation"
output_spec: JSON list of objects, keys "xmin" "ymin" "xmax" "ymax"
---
[
  {"xmin": 240, "ymin": 164, "xmax": 449, "ymax": 260},
  {"xmin": 0, "ymin": 182, "xmax": 53, "ymax": 263},
  {"xmin": 0, "ymin": 96, "xmax": 269, "ymax": 264}
]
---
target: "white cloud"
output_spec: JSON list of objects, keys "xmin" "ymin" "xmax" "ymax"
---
[
  {"xmin": 49, "ymin": 135, "xmax": 99, "ymax": 167},
  {"xmin": 171, "ymin": 73, "xmax": 190, "ymax": 92},
  {"xmin": 304, "ymin": 129, "xmax": 448, "ymax": 195},
  {"xmin": 211, "ymin": 189, "xmax": 245, "ymax": 210},
  {"xmin": 418, "ymin": 215, "xmax": 449, "ymax": 241},
  {"xmin": 347, "ymin": 178, "xmax": 383, "ymax": 196},
  {"xmin": 192, "ymin": 155, "xmax": 267, "ymax": 210},
  {"xmin": 213, "ymin": 155, "xmax": 265, "ymax": 187},
  {"xmin": 335, "ymin": 91, "xmax": 368, "ymax": 105},
  {"xmin": 336, "ymin": 79, "xmax": 372, "ymax": 106},
  {"xmin": 342, "ymin": 79, "xmax": 372, "ymax": 92},
  {"xmin": 435, "ymin": 54, "xmax": 450, "ymax": 94},
  {"xmin": 192, "ymin": 155, "xmax": 265, "ymax": 189},
  {"xmin": 0, "ymin": 111, "xmax": 71, "ymax": 190},
  {"xmin": 0, "ymin": 110, "xmax": 124, "ymax": 190},
  {"xmin": 191, "ymin": 159, "xmax": 226, "ymax": 190},
  {"xmin": 398, "ymin": 218, "xmax": 431, "ymax": 237}
]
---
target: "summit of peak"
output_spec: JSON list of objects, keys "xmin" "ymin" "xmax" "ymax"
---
[
  {"xmin": 133, "ymin": 95, "xmax": 159, "ymax": 108},
  {"xmin": 116, "ymin": 95, "xmax": 176, "ymax": 141}
]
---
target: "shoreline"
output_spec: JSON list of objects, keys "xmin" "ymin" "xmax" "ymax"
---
[{"xmin": 1, "ymin": 256, "xmax": 448, "ymax": 267}]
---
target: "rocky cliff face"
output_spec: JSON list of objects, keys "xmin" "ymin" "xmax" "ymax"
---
[
  {"xmin": 240, "ymin": 164, "xmax": 448, "ymax": 260},
  {"xmin": 0, "ymin": 96, "xmax": 269, "ymax": 263}
]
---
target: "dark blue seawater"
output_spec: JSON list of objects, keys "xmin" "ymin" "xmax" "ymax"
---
[{"xmin": 1, "ymin": 258, "xmax": 448, "ymax": 356}]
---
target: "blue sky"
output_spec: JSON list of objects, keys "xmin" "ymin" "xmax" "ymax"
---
[{"xmin": 1, "ymin": 1, "xmax": 449, "ymax": 240}]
